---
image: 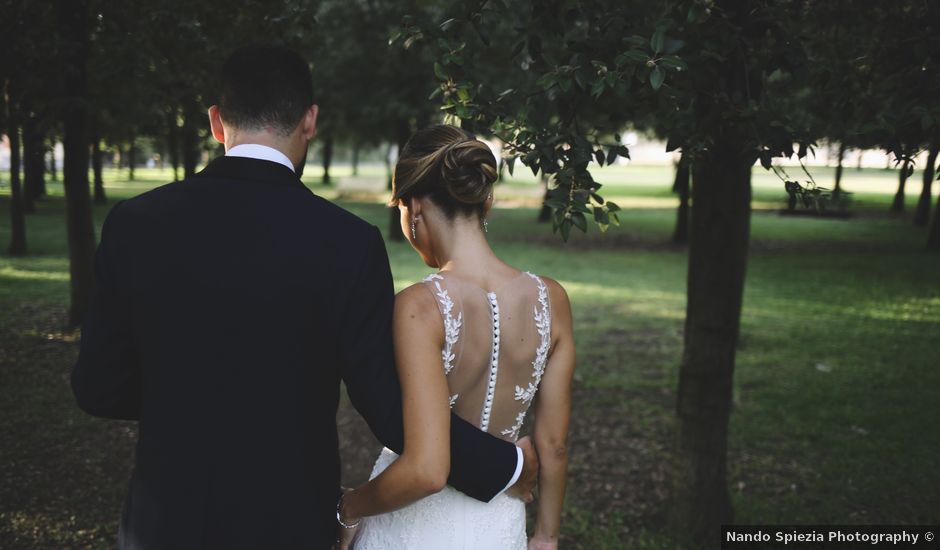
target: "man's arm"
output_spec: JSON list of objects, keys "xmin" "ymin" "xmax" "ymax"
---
[
  {"xmin": 338, "ymin": 227, "xmax": 521, "ymax": 502},
  {"xmin": 71, "ymin": 201, "xmax": 141, "ymax": 420}
]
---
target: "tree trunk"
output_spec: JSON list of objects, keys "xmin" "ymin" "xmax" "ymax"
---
[
  {"xmin": 55, "ymin": 0, "xmax": 97, "ymax": 327},
  {"xmin": 48, "ymin": 139, "xmax": 58, "ymax": 181},
  {"xmin": 913, "ymin": 144, "xmax": 938, "ymax": 227},
  {"xmin": 928, "ymin": 189, "xmax": 940, "ymax": 251},
  {"xmin": 21, "ymin": 117, "xmax": 37, "ymax": 213},
  {"xmin": 128, "ymin": 137, "xmax": 136, "ymax": 181},
  {"xmin": 167, "ymin": 108, "xmax": 180, "ymax": 181},
  {"xmin": 833, "ymin": 142, "xmax": 845, "ymax": 199},
  {"xmin": 351, "ymin": 142, "xmax": 360, "ymax": 176},
  {"xmin": 673, "ymin": 144, "xmax": 751, "ymax": 547},
  {"xmin": 536, "ymin": 173, "xmax": 553, "ymax": 223},
  {"xmin": 856, "ymin": 149, "xmax": 863, "ymax": 171},
  {"xmin": 182, "ymin": 98, "xmax": 201, "ymax": 178},
  {"xmin": 5, "ymin": 81, "xmax": 27, "ymax": 256},
  {"xmin": 92, "ymin": 136, "xmax": 106, "ymax": 204},
  {"xmin": 891, "ymin": 158, "xmax": 909, "ymax": 212},
  {"xmin": 672, "ymin": 153, "xmax": 691, "ymax": 244},
  {"xmin": 22, "ymin": 114, "xmax": 42, "ymax": 212},
  {"xmin": 321, "ymin": 134, "xmax": 333, "ymax": 185}
]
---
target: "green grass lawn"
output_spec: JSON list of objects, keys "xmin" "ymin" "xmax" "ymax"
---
[{"xmin": 1, "ymin": 164, "xmax": 938, "ymax": 548}]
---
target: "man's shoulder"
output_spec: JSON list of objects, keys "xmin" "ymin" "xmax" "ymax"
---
[{"xmin": 115, "ymin": 177, "xmax": 379, "ymax": 236}]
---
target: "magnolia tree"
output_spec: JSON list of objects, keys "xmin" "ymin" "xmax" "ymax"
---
[{"xmin": 391, "ymin": 0, "xmax": 938, "ymax": 544}]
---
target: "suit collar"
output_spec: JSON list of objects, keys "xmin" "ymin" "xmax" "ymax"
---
[{"xmin": 194, "ymin": 155, "xmax": 306, "ymax": 187}]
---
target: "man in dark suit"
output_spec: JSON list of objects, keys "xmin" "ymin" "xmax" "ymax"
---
[{"xmin": 71, "ymin": 44, "xmax": 537, "ymax": 550}]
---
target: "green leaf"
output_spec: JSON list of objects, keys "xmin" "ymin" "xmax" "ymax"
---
[
  {"xmin": 571, "ymin": 211, "xmax": 588, "ymax": 232},
  {"xmin": 537, "ymin": 72, "xmax": 559, "ymax": 91},
  {"xmin": 659, "ymin": 56, "xmax": 688, "ymax": 71},
  {"xmin": 594, "ymin": 149, "xmax": 605, "ymax": 166},
  {"xmin": 560, "ymin": 220, "xmax": 571, "ymax": 241},
  {"xmin": 507, "ymin": 155, "xmax": 516, "ymax": 176},
  {"xmin": 428, "ymin": 87, "xmax": 442, "ymax": 100},
  {"xmin": 650, "ymin": 66, "xmax": 665, "ymax": 90},
  {"xmin": 626, "ymin": 35, "xmax": 647, "ymax": 46},
  {"xmin": 440, "ymin": 18, "xmax": 458, "ymax": 31},
  {"xmin": 433, "ymin": 62, "xmax": 447, "ymax": 80},
  {"xmin": 606, "ymin": 201, "xmax": 621, "ymax": 212},
  {"xmin": 663, "ymin": 39, "xmax": 685, "ymax": 55},
  {"xmin": 650, "ymin": 30, "xmax": 665, "ymax": 54},
  {"xmin": 617, "ymin": 50, "xmax": 648, "ymax": 66}
]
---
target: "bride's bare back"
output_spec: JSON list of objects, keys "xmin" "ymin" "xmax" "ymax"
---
[{"xmin": 420, "ymin": 270, "xmax": 552, "ymax": 443}]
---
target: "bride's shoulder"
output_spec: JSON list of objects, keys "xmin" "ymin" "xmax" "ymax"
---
[
  {"xmin": 526, "ymin": 273, "xmax": 569, "ymax": 301},
  {"xmin": 393, "ymin": 279, "xmax": 444, "ymax": 322},
  {"xmin": 526, "ymin": 273, "xmax": 571, "ymax": 318}
]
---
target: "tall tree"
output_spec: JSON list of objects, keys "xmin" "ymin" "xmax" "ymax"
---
[
  {"xmin": 672, "ymin": 153, "xmax": 690, "ymax": 244},
  {"xmin": 913, "ymin": 144, "xmax": 938, "ymax": 227},
  {"xmin": 891, "ymin": 158, "xmax": 911, "ymax": 213},
  {"xmin": 4, "ymin": 78, "xmax": 27, "ymax": 256},
  {"xmin": 55, "ymin": 0, "xmax": 97, "ymax": 326},
  {"xmin": 91, "ymin": 134, "xmax": 106, "ymax": 204}
]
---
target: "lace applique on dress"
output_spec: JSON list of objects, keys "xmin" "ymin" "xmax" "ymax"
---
[
  {"xmin": 424, "ymin": 274, "xmax": 462, "ymax": 377},
  {"xmin": 501, "ymin": 273, "xmax": 551, "ymax": 440}
]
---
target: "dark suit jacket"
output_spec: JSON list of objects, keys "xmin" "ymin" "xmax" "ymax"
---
[{"xmin": 71, "ymin": 155, "xmax": 518, "ymax": 549}]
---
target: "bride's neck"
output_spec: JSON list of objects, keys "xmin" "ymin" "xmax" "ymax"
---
[{"xmin": 430, "ymin": 218, "xmax": 497, "ymax": 274}]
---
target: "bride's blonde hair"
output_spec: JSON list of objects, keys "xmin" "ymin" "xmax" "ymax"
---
[{"xmin": 390, "ymin": 125, "xmax": 498, "ymax": 219}]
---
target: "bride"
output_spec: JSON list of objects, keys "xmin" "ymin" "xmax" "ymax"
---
[{"xmin": 337, "ymin": 125, "xmax": 575, "ymax": 549}]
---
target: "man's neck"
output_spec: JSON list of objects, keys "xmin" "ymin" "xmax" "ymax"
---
[{"xmin": 226, "ymin": 143, "xmax": 295, "ymax": 173}]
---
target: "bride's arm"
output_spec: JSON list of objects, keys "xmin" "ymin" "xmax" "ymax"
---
[
  {"xmin": 340, "ymin": 284, "xmax": 451, "ymax": 522},
  {"xmin": 530, "ymin": 279, "xmax": 575, "ymax": 549}
]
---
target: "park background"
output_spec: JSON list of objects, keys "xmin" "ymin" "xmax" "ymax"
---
[{"xmin": 1, "ymin": 1, "xmax": 939, "ymax": 549}]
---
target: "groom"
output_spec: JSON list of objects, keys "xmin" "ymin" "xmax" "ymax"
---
[{"xmin": 71, "ymin": 44, "xmax": 537, "ymax": 549}]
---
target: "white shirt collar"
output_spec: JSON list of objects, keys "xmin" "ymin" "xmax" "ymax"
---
[{"xmin": 226, "ymin": 144, "xmax": 295, "ymax": 173}]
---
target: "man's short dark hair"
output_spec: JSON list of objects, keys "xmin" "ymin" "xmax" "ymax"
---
[{"xmin": 219, "ymin": 44, "xmax": 314, "ymax": 136}]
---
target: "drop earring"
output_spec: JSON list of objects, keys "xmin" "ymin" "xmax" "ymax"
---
[
  {"xmin": 411, "ymin": 218, "xmax": 417, "ymax": 240},
  {"xmin": 483, "ymin": 218, "xmax": 489, "ymax": 233}
]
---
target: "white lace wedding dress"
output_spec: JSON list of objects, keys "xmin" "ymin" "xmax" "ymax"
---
[{"xmin": 354, "ymin": 271, "xmax": 553, "ymax": 550}]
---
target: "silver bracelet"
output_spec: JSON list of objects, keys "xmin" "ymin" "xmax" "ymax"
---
[{"xmin": 336, "ymin": 493, "xmax": 361, "ymax": 529}]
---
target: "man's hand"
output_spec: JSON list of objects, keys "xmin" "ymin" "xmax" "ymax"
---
[{"xmin": 506, "ymin": 435, "xmax": 539, "ymax": 502}]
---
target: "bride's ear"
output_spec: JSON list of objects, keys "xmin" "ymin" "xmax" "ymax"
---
[
  {"xmin": 410, "ymin": 197, "xmax": 424, "ymax": 220},
  {"xmin": 482, "ymin": 192, "xmax": 494, "ymax": 218}
]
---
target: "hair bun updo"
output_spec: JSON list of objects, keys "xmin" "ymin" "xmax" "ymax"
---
[
  {"xmin": 440, "ymin": 139, "xmax": 499, "ymax": 206},
  {"xmin": 391, "ymin": 125, "xmax": 498, "ymax": 220}
]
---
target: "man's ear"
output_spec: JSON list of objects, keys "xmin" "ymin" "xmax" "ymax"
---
[
  {"xmin": 302, "ymin": 104, "xmax": 319, "ymax": 140},
  {"xmin": 208, "ymin": 105, "xmax": 225, "ymax": 144}
]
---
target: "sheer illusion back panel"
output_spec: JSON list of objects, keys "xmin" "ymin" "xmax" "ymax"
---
[{"xmin": 422, "ymin": 272, "xmax": 552, "ymax": 443}]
